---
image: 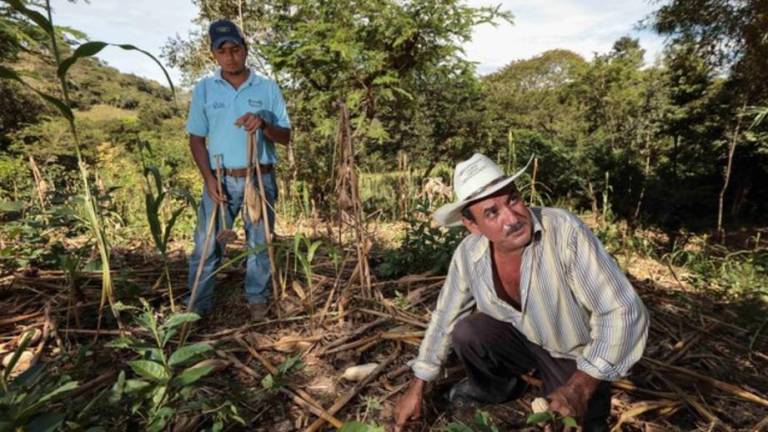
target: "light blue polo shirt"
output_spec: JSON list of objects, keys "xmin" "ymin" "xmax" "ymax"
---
[{"xmin": 187, "ymin": 68, "xmax": 291, "ymax": 168}]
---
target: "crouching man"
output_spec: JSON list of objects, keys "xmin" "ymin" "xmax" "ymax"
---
[{"xmin": 393, "ymin": 154, "xmax": 648, "ymax": 431}]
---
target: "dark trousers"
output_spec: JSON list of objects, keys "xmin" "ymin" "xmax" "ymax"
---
[{"xmin": 452, "ymin": 313, "xmax": 611, "ymax": 431}]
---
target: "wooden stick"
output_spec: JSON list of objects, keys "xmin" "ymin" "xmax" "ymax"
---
[
  {"xmin": 651, "ymin": 370, "xmax": 731, "ymax": 431},
  {"xmin": 321, "ymin": 334, "xmax": 380, "ymax": 356},
  {"xmin": 250, "ymin": 132, "xmax": 281, "ymax": 319},
  {"xmin": 318, "ymin": 317, "xmax": 387, "ymax": 353},
  {"xmin": 643, "ymin": 357, "xmax": 768, "ymax": 407},
  {"xmin": 232, "ymin": 337, "xmax": 343, "ymax": 428},
  {"xmin": 358, "ymin": 308, "xmax": 427, "ymax": 329},
  {"xmin": 305, "ymin": 345, "xmax": 401, "ymax": 432}
]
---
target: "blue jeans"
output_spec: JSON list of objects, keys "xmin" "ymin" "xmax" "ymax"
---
[{"xmin": 186, "ymin": 172, "xmax": 277, "ymax": 314}]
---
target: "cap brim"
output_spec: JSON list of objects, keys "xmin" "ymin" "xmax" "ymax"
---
[
  {"xmin": 211, "ymin": 36, "xmax": 244, "ymax": 49},
  {"xmin": 432, "ymin": 155, "xmax": 534, "ymax": 227}
]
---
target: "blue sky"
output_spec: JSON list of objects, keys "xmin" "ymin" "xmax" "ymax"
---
[{"xmin": 52, "ymin": 0, "xmax": 666, "ymax": 87}]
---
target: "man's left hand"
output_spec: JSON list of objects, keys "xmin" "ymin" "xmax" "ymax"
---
[
  {"xmin": 546, "ymin": 370, "xmax": 601, "ymax": 419},
  {"xmin": 235, "ymin": 113, "xmax": 266, "ymax": 133}
]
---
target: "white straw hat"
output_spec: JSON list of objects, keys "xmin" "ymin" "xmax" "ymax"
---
[{"xmin": 433, "ymin": 153, "xmax": 533, "ymax": 227}]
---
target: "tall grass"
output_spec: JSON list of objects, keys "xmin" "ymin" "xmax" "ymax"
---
[{"xmin": 1, "ymin": 0, "xmax": 175, "ymax": 332}]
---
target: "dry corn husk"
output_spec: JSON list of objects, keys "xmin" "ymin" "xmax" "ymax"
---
[
  {"xmin": 341, "ymin": 363, "xmax": 378, "ymax": 381},
  {"xmin": 2, "ymin": 350, "xmax": 35, "ymax": 376},
  {"xmin": 244, "ymin": 177, "xmax": 262, "ymax": 223},
  {"xmin": 274, "ymin": 335, "xmax": 313, "ymax": 353},
  {"xmin": 21, "ymin": 328, "xmax": 42, "ymax": 345}
]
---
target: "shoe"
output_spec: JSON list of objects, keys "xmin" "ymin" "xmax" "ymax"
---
[
  {"xmin": 249, "ymin": 303, "xmax": 269, "ymax": 321},
  {"xmin": 448, "ymin": 377, "xmax": 527, "ymax": 408}
]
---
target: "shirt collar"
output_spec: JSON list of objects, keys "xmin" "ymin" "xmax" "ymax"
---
[
  {"xmin": 214, "ymin": 67, "xmax": 261, "ymax": 87},
  {"xmin": 469, "ymin": 207, "xmax": 544, "ymax": 262}
]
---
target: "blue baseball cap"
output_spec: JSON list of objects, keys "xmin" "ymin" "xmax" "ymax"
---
[{"xmin": 209, "ymin": 19, "xmax": 246, "ymax": 50}]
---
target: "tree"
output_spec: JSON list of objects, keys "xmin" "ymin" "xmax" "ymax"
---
[{"xmin": 164, "ymin": 0, "xmax": 512, "ymax": 211}]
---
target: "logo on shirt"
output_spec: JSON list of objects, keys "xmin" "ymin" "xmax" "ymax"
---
[
  {"xmin": 248, "ymin": 99, "xmax": 264, "ymax": 109},
  {"xmin": 213, "ymin": 102, "xmax": 225, "ymax": 109}
]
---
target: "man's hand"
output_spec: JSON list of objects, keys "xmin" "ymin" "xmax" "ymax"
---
[
  {"xmin": 393, "ymin": 378, "xmax": 425, "ymax": 432},
  {"xmin": 205, "ymin": 176, "xmax": 227, "ymax": 205},
  {"xmin": 235, "ymin": 113, "xmax": 266, "ymax": 133},
  {"xmin": 546, "ymin": 370, "xmax": 601, "ymax": 419}
]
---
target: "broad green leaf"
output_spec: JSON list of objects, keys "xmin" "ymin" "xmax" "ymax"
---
[
  {"xmin": 338, "ymin": 421, "xmax": 385, "ymax": 432},
  {"xmin": 173, "ymin": 360, "xmax": 217, "ymax": 387},
  {"xmin": 124, "ymin": 379, "xmax": 151, "ymax": 394},
  {"xmin": 151, "ymin": 385, "xmax": 167, "ymax": 405},
  {"xmin": 57, "ymin": 41, "xmax": 108, "ymax": 79},
  {"xmin": 307, "ymin": 240, "xmax": 322, "ymax": 263},
  {"xmin": 161, "ymin": 206, "xmax": 188, "ymax": 251},
  {"xmin": 37, "ymin": 380, "xmax": 79, "ymax": 404},
  {"xmin": 128, "ymin": 360, "xmax": 169, "ymax": 382},
  {"xmin": 260, "ymin": 373, "xmax": 275, "ymax": 390},
  {"xmin": 562, "ymin": 416, "xmax": 579, "ymax": 427},
  {"xmin": 163, "ymin": 312, "xmax": 200, "ymax": 330},
  {"xmin": 109, "ymin": 371, "xmax": 126, "ymax": 403},
  {"xmin": 168, "ymin": 343, "xmax": 212, "ymax": 367},
  {"xmin": 160, "ymin": 328, "xmax": 178, "ymax": 348},
  {"xmin": 526, "ymin": 411, "xmax": 554, "ymax": 425},
  {"xmin": 105, "ymin": 336, "xmax": 135, "ymax": 349}
]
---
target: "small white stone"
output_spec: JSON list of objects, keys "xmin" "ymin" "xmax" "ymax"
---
[{"xmin": 532, "ymin": 397, "xmax": 550, "ymax": 413}]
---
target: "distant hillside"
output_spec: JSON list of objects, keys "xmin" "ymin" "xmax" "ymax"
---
[{"xmin": 1, "ymin": 50, "xmax": 185, "ymax": 149}]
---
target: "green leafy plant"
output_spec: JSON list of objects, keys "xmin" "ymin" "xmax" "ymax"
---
[
  {"xmin": 105, "ymin": 299, "xmax": 240, "ymax": 431},
  {"xmin": 378, "ymin": 200, "xmax": 465, "ymax": 278},
  {"xmin": 445, "ymin": 409, "xmax": 500, "ymax": 432},
  {"xmin": 338, "ymin": 421, "xmax": 385, "ymax": 432},
  {"xmin": 260, "ymin": 355, "xmax": 303, "ymax": 391},
  {"xmin": 0, "ymin": 331, "xmax": 79, "ymax": 431},
  {"xmin": 526, "ymin": 410, "xmax": 578, "ymax": 429},
  {"xmin": 140, "ymin": 144, "xmax": 191, "ymax": 310},
  {"xmin": 292, "ymin": 233, "xmax": 323, "ymax": 320},
  {"xmin": 1, "ymin": 0, "xmax": 175, "ymax": 332}
]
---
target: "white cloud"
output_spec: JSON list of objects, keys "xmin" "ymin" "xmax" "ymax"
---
[
  {"xmin": 465, "ymin": 0, "xmax": 665, "ymax": 74},
  {"xmin": 52, "ymin": 0, "xmax": 199, "ymax": 85}
]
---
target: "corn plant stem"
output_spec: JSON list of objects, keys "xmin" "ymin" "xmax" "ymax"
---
[
  {"xmin": 643, "ymin": 357, "xmax": 768, "ymax": 407},
  {"xmin": 42, "ymin": 0, "xmax": 119, "ymax": 338},
  {"xmin": 250, "ymin": 132, "xmax": 281, "ymax": 319},
  {"xmin": 163, "ymin": 261, "xmax": 175, "ymax": 312}
]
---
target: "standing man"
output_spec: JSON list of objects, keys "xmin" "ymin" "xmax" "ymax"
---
[
  {"xmin": 393, "ymin": 154, "xmax": 648, "ymax": 431},
  {"xmin": 185, "ymin": 19, "xmax": 291, "ymax": 320}
]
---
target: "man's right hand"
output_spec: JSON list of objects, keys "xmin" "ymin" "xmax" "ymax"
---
[
  {"xmin": 393, "ymin": 378, "xmax": 425, "ymax": 431},
  {"xmin": 205, "ymin": 176, "xmax": 227, "ymax": 204}
]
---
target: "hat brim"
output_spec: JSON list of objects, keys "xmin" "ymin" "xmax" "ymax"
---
[
  {"xmin": 211, "ymin": 36, "xmax": 245, "ymax": 50},
  {"xmin": 433, "ymin": 155, "xmax": 534, "ymax": 227}
]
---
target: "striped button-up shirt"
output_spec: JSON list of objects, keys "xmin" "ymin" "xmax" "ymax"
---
[{"xmin": 412, "ymin": 206, "xmax": 649, "ymax": 382}]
